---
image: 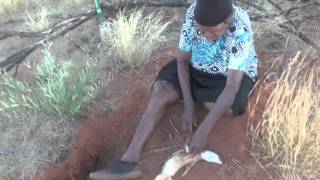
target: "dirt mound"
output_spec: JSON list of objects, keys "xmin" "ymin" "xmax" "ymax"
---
[{"xmin": 37, "ymin": 49, "xmax": 274, "ymax": 180}]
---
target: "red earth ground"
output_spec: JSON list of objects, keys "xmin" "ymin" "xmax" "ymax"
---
[{"xmin": 37, "ymin": 48, "xmax": 275, "ymax": 180}]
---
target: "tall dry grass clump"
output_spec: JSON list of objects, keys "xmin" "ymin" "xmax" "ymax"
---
[
  {"xmin": 0, "ymin": 0, "xmax": 20, "ymax": 15},
  {"xmin": 252, "ymin": 52, "xmax": 320, "ymax": 179},
  {"xmin": 0, "ymin": 0, "xmax": 87, "ymax": 17},
  {"xmin": 102, "ymin": 8, "xmax": 170, "ymax": 68},
  {"xmin": 25, "ymin": 7, "xmax": 50, "ymax": 31}
]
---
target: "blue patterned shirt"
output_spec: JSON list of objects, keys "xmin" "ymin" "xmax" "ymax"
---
[{"xmin": 179, "ymin": 3, "xmax": 258, "ymax": 82}]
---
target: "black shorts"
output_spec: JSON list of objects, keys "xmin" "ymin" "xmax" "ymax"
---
[{"xmin": 155, "ymin": 58, "xmax": 256, "ymax": 116}]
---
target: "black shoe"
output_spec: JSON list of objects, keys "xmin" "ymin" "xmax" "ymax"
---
[{"xmin": 89, "ymin": 161, "xmax": 142, "ymax": 180}]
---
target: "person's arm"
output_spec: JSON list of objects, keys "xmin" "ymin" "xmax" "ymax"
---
[
  {"xmin": 190, "ymin": 69, "xmax": 244, "ymax": 150},
  {"xmin": 176, "ymin": 3, "xmax": 197, "ymax": 133},
  {"xmin": 177, "ymin": 51, "xmax": 193, "ymax": 106},
  {"xmin": 177, "ymin": 50, "xmax": 194, "ymax": 132}
]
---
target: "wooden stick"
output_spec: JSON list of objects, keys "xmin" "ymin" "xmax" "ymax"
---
[{"xmin": 169, "ymin": 119, "xmax": 181, "ymax": 135}]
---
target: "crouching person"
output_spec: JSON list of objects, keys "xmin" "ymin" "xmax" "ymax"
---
[{"xmin": 90, "ymin": 0, "xmax": 258, "ymax": 179}]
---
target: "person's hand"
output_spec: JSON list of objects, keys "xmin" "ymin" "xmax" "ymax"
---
[
  {"xmin": 189, "ymin": 123, "xmax": 210, "ymax": 153},
  {"xmin": 181, "ymin": 103, "xmax": 195, "ymax": 132},
  {"xmin": 180, "ymin": 103, "xmax": 195, "ymax": 143}
]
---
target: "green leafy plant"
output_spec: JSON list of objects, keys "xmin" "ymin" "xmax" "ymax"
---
[
  {"xmin": 0, "ymin": 44, "xmax": 101, "ymax": 179},
  {"xmin": 35, "ymin": 45, "xmax": 97, "ymax": 116}
]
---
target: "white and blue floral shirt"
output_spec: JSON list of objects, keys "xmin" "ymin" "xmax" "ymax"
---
[{"xmin": 179, "ymin": 3, "xmax": 258, "ymax": 82}]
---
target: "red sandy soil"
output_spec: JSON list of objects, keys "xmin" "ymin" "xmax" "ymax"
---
[{"xmin": 37, "ymin": 49, "xmax": 275, "ymax": 180}]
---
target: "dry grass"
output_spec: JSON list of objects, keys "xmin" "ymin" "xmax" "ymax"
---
[
  {"xmin": 252, "ymin": 52, "xmax": 320, "ymax": 179},
  {"xmin": 0, "ymin": 0, "xmax": 88, "ymax": 17},
  {"xmin": 24, "ymin": 7, "xmax": 50, "ymax": 31},
  {"xmin": 102, "ymin": 8, "xmax": 171, "ymax": 68},
  {"xmin": 0, "ymin": 113, "xmax": 74, "ymax": 179},
  {"xmin": 0, "ymin": 0, "xmax": 23, "ymax": 15}
]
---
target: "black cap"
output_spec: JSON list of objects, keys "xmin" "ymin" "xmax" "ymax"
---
[{"xmin": 194, "ymin": 0, "xmax": 233, "ymax": 26}]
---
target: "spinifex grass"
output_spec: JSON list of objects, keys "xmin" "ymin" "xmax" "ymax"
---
[
  {"xmin": 101, "ymin": 8, "xmax": 170, "ymax": 69},
  {"xmin": 25, "ymin": 7, "xmax": 50, "ymax": 31},
  {"xmin": 0, "ymin": 0, "xmax": 22, "ymax": 15},
  {"xmin": 252, "ymin": 52, "xmax": 320, "ymax": 179}
]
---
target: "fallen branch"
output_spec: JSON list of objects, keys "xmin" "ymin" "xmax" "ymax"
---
[
  {"xmin": 0, "ymin": 46, "xmax": 39, "ymax": 72},
  {"xmin": 278, "ymin": 24, "xmax": 320, "ymax": 51},
  {"xmin": 0, "ymin": 12, "xmax": 93, "ymax": 72},
  {"xmin": 0, "ymin": 31, "xmax": 44, "ymax": 40}
]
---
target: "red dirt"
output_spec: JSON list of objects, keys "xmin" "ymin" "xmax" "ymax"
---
[{"xmin": 37, "ymin": 49, "xmax": 275, "ymax": 180}]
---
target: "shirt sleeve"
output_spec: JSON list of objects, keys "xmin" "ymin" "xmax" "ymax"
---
[
  {"xmin": 227, "ymin": 26, "xmax": 253, "ymax": 72},
  {"xmin": 178, "ymin": 3, "xmax": 196, "ymax": 52}
]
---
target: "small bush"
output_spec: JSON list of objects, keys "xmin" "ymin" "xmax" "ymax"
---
[
  {"xmin": 102, "ymin": 8, "xmax": 170, "ymax": 69},
  {"xmin": 252, "ymin": 52, "xmax": 320, "ymax": 179},
  {"xmin": 36, "ymin": 46, "xmax": 97, "ymax": 116},
  {"xmin": 0, "ymin": 45, "xmax": 97, "ymax": 117}
]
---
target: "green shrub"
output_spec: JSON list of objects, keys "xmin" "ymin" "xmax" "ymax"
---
[
  {"xmin": 36, "ymin": 46, "xmax": 97, "ymax": 116},
  {"xmin": 0, "ymin": 45, "xmax": 98, "ymax": 117}
]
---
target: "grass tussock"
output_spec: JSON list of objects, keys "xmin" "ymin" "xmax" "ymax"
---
[
  {"xmin": 0, "ymin": 44, "xmax": 101, "ymax": 179},
  {"xmin": 0, "ymin": 0, "xmax": 23, "ymax": 15},
  {"xmin": 102, "ymin": 8, "xmax": 171, "ymax": 68},
  {"xmin": 25, "ymin": 7, "xmax": 50, "ymax": 31},
  {"xmin": 252, "ymin": 52, "xmax": 320, "ymax": 179}
]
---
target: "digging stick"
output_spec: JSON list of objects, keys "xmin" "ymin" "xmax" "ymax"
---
[{"xmin": 93, "ymin": 0, "xmax": 108, "ymax": 42}]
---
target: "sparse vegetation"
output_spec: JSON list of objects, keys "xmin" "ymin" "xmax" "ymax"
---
[
  {"xmin": 102, "ymin": 8, "xmax": 171, "ymax": 69},
  {"xmin": 0, "ymin": 44, "xmax": 98, "ymax": 117},
  {"xmin": 0, "ymin": 3, "xmax": 171, "ymax": 179},
  {"xmin": 0, "ymin": 44, "xmax": 101, "ymax": 179},
  {"xmin": 252, "ymin": 52, "xmax": 320, "ymax": 179},
  {"xmin": 1, "ymin": 0, "xmax": 320, "ymax": 179},
  {"xmin": 0, "ymin": 0, "xmax": 88, "ymax": 17}
]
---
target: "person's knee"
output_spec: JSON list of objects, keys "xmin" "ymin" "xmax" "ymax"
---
[
  {"xmin": 151, "ymin": 80, "xmax": 179, "ymax": 105},
  {"xmin": 232, "ymin": 106, "xmax": 246, "ymax": 116},
  {"xmin": 203, "ymin": 102, "xmax": 233, "ymax": 117},
  {"xmin": 231, "ymin": 98, "xmax": 249, "ymax": 116}
]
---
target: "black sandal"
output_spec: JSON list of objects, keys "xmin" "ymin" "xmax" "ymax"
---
[{"xmin": 89, "ymin": 161, "xmax": 142, "ymax": 180}]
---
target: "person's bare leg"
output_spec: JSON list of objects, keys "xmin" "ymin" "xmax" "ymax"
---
[{"xmin": 121, "ymin": 81, "xmax": 179, "ymax": 162}]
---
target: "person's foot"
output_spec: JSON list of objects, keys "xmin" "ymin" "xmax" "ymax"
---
[{"xmin": 89, "ymin": 161, "xmax": 142, "ymax": 180}]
